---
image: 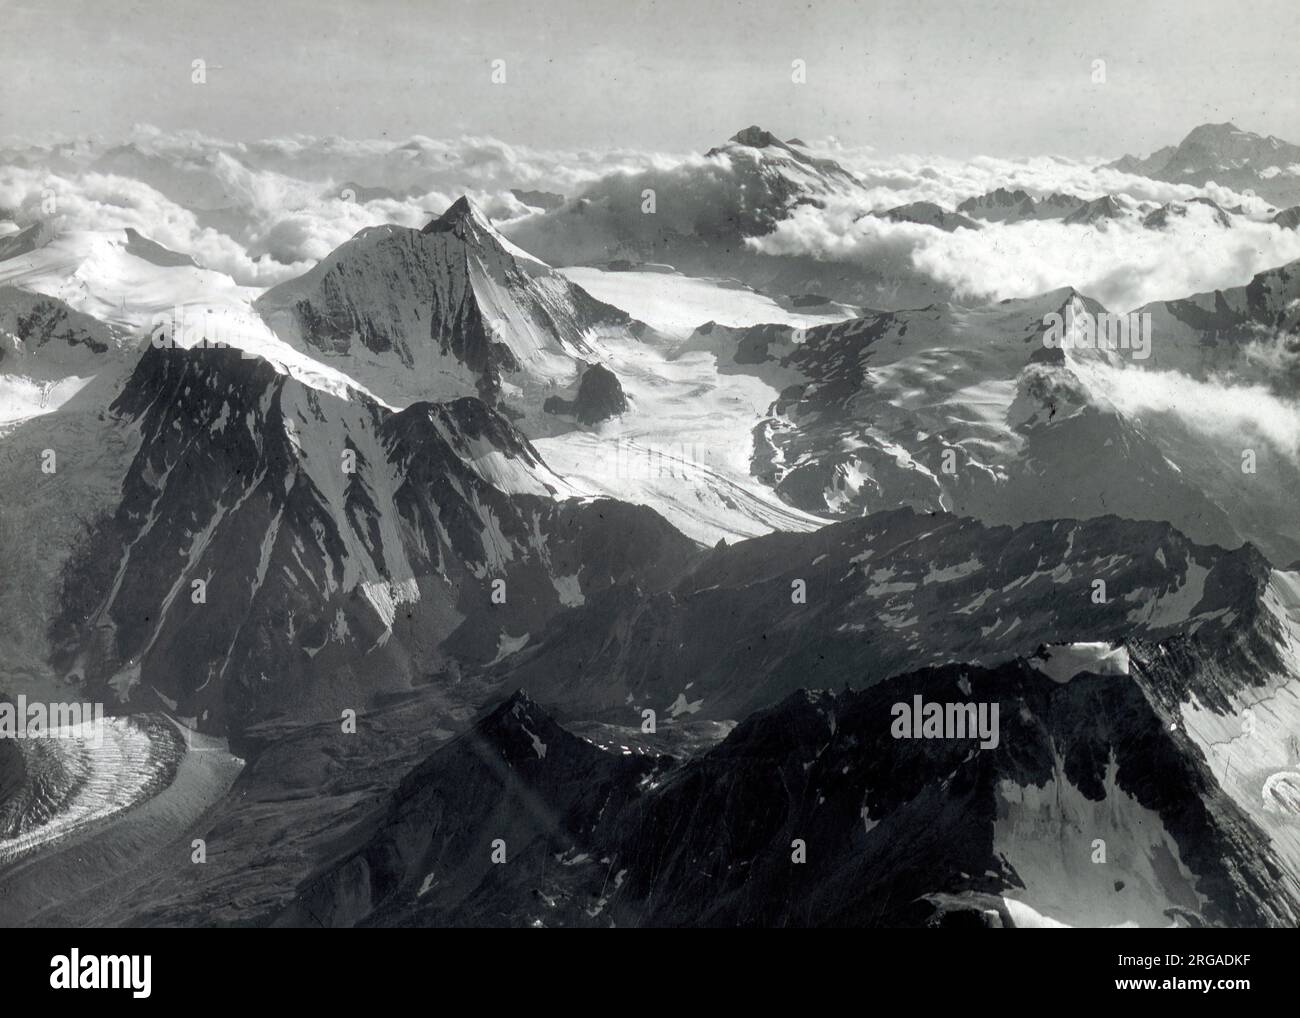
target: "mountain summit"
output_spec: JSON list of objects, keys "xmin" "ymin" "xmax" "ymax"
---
[
  {"xmin": 256, "ymin": 196, "xmax": 633, "ymax": 410},
  {"xmin": 705, "ymin": 125, "xmax": 860, "ymax": 186},
  {"xmin": 729, "ymin": 125, "xmax": 783, "ymax": 148},
  {"xmin": 421, "ymin": 195, "xmax": 501, "ymax": 241},
  {"xmin": 1110, "ymin": 122, "xmax": 1300, "ymax": 205},
  {"xmin": 502, "ymin": 125, "xmax": 916, "ymax": 303}
]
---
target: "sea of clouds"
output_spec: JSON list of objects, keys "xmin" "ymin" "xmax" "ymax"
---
[
  {"xmin": 2, "ymin": 123, "xmax": 1300, "ymax": 315},
  {"xmin": 0, "ymin": 124, "xmax": 684, "ymax": 286},
  {"xmin": 741, "ymin": 139, "xmax": 1300, "ymax": 313}
]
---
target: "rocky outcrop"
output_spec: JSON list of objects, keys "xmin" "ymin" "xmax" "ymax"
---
[{"xmin": 543, "ymin": 363, "xmax": 628, "ymax": 424}]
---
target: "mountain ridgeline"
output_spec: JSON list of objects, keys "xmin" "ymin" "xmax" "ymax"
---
[
  {"xmin": 255, "ymin": 197, "xmax": 641, "ymax": 414},
  {"xmin": 3, "ymin": 144, "xmax": 1299, "ymax": 929}
]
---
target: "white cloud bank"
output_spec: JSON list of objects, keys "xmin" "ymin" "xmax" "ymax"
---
[
  {"xmin": 0, "ymin": 125, "xmax": 690, "ymax": 286},
  {"xmin": 2, "ymin": 124, "xmax": 1300, "ymax": 311},
  {"xmin": 750, "ymin": 196, "xmax": 1300, "ymax": 312}
]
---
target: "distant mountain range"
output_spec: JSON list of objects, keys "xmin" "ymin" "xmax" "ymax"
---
[
  {"xmin": 1110, "ymin": 122, "xmax": 1300, "ymax": 206},
  {"xmin": 958, "ymin": 188, "xmax": 1087, "ymax": 223},
  {"xmin": 499, "ymin": 122, "xmax": 1300, "ymax": 315},
  {"xmin": 505, "ymin": 126, "xmax": 950, "ymax": 308}
]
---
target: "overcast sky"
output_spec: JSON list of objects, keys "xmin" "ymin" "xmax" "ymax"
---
[{"xmin": 2, "ymin": 0, "xmax": 1297, "ymax": 156}]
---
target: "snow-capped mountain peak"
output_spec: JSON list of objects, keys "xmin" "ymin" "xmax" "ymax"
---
[
  {"xmin": 423, "ymin": 195, "xmax": 502, "ymax": 243},
  {"xmin": 256, "ymin": 198, "xmax": 635, "ymax": 412},
  {"xmin": 705, "ymin": 124, "xmax": 861, "ymax": 189},
  {"xmin": 1110, "ymin": 121, "xmax": 1300, "ymax": 205}
]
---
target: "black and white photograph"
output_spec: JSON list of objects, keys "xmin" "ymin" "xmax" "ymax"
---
[{"xmin": 0, "ymin": 0, "xmax": 1296, "ymax": 994}]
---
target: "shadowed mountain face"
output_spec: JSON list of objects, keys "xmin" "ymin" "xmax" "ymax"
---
[
  {"xmin": 1274, "ymin": 206, "xmax": 1300, "ymax": 230},
  {"xmin": 277, "ymin": 650, "xmax": 1300, "ymax": 927},
  {"xmin": 0, "ymin": 222, "xmax": 57, "ymax": 263},
  {"xmin": 543, "ymin": 362, "xmax": 628, "ymax": 424},
  {"xmin": 1135, "ymin": 257, "xmax": 1300, "ymax": 384},
  {"xmin": 45, "ymin": 339, "xmax": 697, "ymax": 739},
  {"xmin": 0, "ymin": 287, "xmax": 121, "ymax": 377},
  {"xmin": 484, "ymin": 508, "xmax": 1281, "ymax": 723},
  {"xmin": 30, "ymin": 501, "xmax": 1300, "ymax": 928}
]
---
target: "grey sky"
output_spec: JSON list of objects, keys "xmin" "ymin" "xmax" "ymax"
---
[{"xmin": 2, "ymin": 0, "xmax": 1297, "ymax": 156}]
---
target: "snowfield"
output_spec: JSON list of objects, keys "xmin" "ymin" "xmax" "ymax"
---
[
  {"xmin": 0, "ymin": 228, "xmax": 260, "ymax": 334},
  {"xmin": 1030, "ymin": 642, "xmax": 1131, "ymax": 683},
  {"xmin": 535, "ymin": 325, "xmax": 832, "ymax": 544},
  {"xmin": 996, "ymin": 754, "xmax": 1205, "ymax": 928},
  {"xmin": 557, "ymin": 266, "xmax": 855, "ymax": 338}
]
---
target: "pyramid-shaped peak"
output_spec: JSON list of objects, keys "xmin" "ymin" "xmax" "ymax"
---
[
  {"xmin": 422, "ymin": 195, "xmax": 497, "ymax": 237},
  {"xmin": 502, "ymin": 688, "xmax": 536, "ymax": 710},
  {"xmin": 478, "ymin": 689, "xmax": 564, "ymax": 748}
]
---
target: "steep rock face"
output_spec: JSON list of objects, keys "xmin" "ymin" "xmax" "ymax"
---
[
  {"xmin": 572, "ymin": 363, "xmax": 628, "ymax": 423},
  {"xmin": 0, "ymin": 287, "xmax": 133, "ymax": 426},
  {"xmin": 488, "ymin": 508, "xmax": 1276, "ymax": 723},
  {"xmin": 543, "ymin": 362, "xmax": 628, "ymax": 424},
  {"xmin": 279, "ymin": 643, "xmax": 1300, "ymax": 927},
  {"xmin": 0, "ymin": 222, "xmax": 58, "ymax": 263},
  {"xmin": 69, "ymin": 518, "xmax": 1300, "ymax": 928},
  {"xmin": 1135, "ymin": 257, "xmax": 1300, "ymax": 383},
  {"xmin": 1273, "ymin": 206, "xmax": 1300, "ymax": 229},
  {"xmin": 1117, "ymin": 259, "xmax": 1300, "ymax": 567},
  {"xmin": 0, "ymin": 288, "xmax": 146, "ymax": 696},
  {"xmin": 275, "ymin": 690, "xmax": 667, "ymax": 927},
  {"xmin": 599, "ymin": 666, "xmax": 1296, "ymax": 928},
  {"xmin": 47, "ymin": 340, "xmax": 697, "ymax": 737},
  {"xmin": 256, "ymin": 197, "xmax": 633, "ymax": 410},
  {"xmin": 0, "ymin": 287, "xmax": 118, "ymax": 362}
]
